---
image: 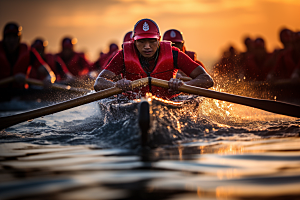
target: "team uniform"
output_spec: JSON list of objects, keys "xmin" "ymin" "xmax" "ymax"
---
[
  {"xmin": 94, "ymin": 18, "xmax": 213, "ymax": 100},
  {"xmin": 29, "ymin": 52, "xmax": 70, "ymax": 81},
  {"xmin": 272, "ymin": 47, "xmax": 300, "ymax": 79},
  {"xmin": 29, "ymin": 39, "xmax": 71, "ymax": 82},
  {"xmin": 105, "ymin": 41, "xmax": 200, "ymax": 99},
  {"xmin": 162, "ymin": 29, "xmax": 206, "ymax": 71},
  {"xmin": 0, "ymin": 42, "xmax": 47, "ymax": 88},
  {"xmin": 56, "ymin": 52, "xmax": 90, "ymax": 77},
  {"xmin": 243, "ymin": 51, "xmax": 273, "ymax": 81},
  {"xmin": 92, "ymin": 44, "xmax": 119, "ymax": 72}
]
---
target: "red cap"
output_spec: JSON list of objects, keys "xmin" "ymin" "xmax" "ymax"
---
[
  {"xmin": 133, "ymin": 18, "xmax": 160, "ymax": 40},
  {"xmin": 123, "ymin": 31, "xmax": 133, "ymax": 43},
  {"xmin": 163, "ymin": 29, "xmax": 184, "ymax": 43}
]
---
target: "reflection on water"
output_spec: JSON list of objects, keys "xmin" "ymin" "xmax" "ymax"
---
[
  {"xmin": 1, "ymin": 138, "xmax": 300, "ymax": 199},
  {"xmin": 0, "ymin": 97, "xmax": 300, "ymax": 199}
]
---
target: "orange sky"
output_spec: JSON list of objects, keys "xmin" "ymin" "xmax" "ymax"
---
[{"xmin": 1, "ymin": 0, "xmax": 299, "ymax": 72}]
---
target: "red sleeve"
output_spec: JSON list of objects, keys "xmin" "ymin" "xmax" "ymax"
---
[
  {"xmin": 176, "ymin": 50, "xmax": 200, "ymax": 76},
  {"xmin": 105, "ymin": 50, "xmax": 125, "ymax": 75}
]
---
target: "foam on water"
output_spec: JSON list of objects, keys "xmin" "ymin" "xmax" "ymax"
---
[{"xmin": 0, "ymin": 97, "xmax": 299, "ymax": 149}]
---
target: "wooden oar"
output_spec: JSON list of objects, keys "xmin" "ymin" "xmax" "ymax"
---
[
  {"xmin": 26, "ymin": 78, "xmax": 90, "ymax": 93},
  {"xmin": 151, "ymin": 78, "xmax": 300, "ymax": 118},
  {"xmin": 0, "ymin": 78, "xmax": 149, "ymax": 130},
  {"xmin": 179, "ymin": 76, "xmax": 192, "ymax": 82},
  {"xmin": 0, "ymin": 76, "xmax": 15, "ymax": 86},
  {"xmin": 1, "ymin": 76, "xmax": 299, "ymax": 130}
]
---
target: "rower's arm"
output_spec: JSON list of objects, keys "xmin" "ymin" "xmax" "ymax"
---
[
  {"xmin": 38, "ymin": 64, "xmax": 56, "ymax": 83},
  {"xmin": 185, "ymin": 66, "xmax": 214, "ymax": 89},
  {"xmin": 94, "ymin": 69, "xmax": 117, "ymax": 91}
]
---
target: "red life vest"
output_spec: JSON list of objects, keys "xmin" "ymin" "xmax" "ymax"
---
[
  {"xmin": 56, "ymin": 52, "xmax": 90, "ymax": 77},
  {"xmin": 0, "ymin": 42, "xmax": 30, "ymax": 88},
  {"xmin": 93, "ymin": 50, "xmax": 119, "ymax": 71},
  {"xmin": 185, "ymin": 50, "xmax": 206, "ymax": 70},
  {"xmin": 185, "ymin": 51, "xmax": 196, "ymax": 61},
  {"xmin": 55, "ymin": 55, "xmax": 72, "ymax": 81},
  {"xmin": 123, "ymin": 41, "xmax": 177, "ymax": 99},
  {"xmin": 27, "ymin": 48, "xmax": 51, "ymax": 81}
]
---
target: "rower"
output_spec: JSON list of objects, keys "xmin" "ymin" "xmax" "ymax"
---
[
  {"xmin": 123, "ymin": 31, "xmax": 133, "ymax": 43},
  {"xmin": 30, "ymin": 38, "xmax": 74, "ymax": 83},
  {"xmin": 0, "ymin": 22, "xmax": 56, "ymax": 90},
  {"xmin": 92, "ymin": 43, "xmax": 119, "ymax": 73},
  {"xmin": 56, "ymin": 37, "xmax": 91, "ymax": 78},
  {"xmin": 162, "ymin": 29, "xmax": 207, "ymax": 80},
  {"xmin": 94, "ymin": 18, "xmax": 213, "ymax": 100}
]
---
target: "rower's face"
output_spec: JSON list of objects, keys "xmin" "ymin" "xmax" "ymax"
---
[
  {"xmin": 135, "ymin": 38, "xmax": 159, "ymax": 58},
  {"xmin": 172, "ymin": 42, "xmax": 184, "ymax": 51}
]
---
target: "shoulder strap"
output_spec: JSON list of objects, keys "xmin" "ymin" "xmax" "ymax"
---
[{"xmin": 172, "ymin": 50, "xmax": 178, "ymax": 69}]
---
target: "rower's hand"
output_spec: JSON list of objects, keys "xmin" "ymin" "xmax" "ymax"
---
[
  {"xmin": 115, "ymin": 78, "xmax": 133, "ymax": 91},
  {"xmin": 168, "ymin": 78, "xmax": 184, "ymax": 91},
  {"xmin": 14, "ymin": 73, "xmax": 26, "ymax": 84}
]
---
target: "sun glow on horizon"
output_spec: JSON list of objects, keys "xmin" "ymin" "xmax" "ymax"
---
[{"xmin": 0, "ymin": 0, "xmax": 299, "ymax": 68}]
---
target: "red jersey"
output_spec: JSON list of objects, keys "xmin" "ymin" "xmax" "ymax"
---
[
  {"xmin": 273, "ymin": 48, "xmax": 300, "ymax": 79},
  {"xmin": 29, "ymin": 51, "xmax": 71, "ymax": 81},
  {"xmin": 92, "ymin": 49, "xmax": 119, "ymax": 71},
  {"xmin": 244, "ymin": 52, "xmax": 274, "ymax": 81},
  {"xmin": 0, "ymin": 41, "xmax": 46, "ymax": 88},
  {"xmin": 56, "ymin": 52, "xmax": 91, "ymax": 77},
  {"xmin": 105, "ymin": 41, "xmax": 200, "ymax": 99},
  {"xmin": 185, "ymin": 50, "xmax": 206, "ymax": 70}
]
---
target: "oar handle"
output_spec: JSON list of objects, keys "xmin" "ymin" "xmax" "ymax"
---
[
  {"xmin": 151, "ymin": 78, "xmax": 300, "ymax": 118},
  {"xmin": 179, "ymin": 77, "xmax": 192, "ymax": 82},
  {"xmin": 0, "ymin": 76, "xmax": 15, "ymax": 86}
]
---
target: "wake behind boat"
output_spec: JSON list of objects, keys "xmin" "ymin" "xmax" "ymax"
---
[{"xmin": 97, "ymin": 94, "xmax": 204, "ymax": 148}]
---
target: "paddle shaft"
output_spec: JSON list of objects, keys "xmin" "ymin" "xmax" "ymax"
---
[
  {"xmin": 26, "ymin": 78, "xmax": 90, "ymax": 93},
  {"xmin": 1, "ymin": 77, "xmax": 299, "ymax": 129},
  {"xmin": 151, "ymin": 78, "xmax": 300, "ymax": 118},
  {"xmin": 0, "ymin": 77, "xmax": 15, "ymax": 86},
  {"xmin": 0, "ymin": 78, "xmax": 149, "ymax": 129}
]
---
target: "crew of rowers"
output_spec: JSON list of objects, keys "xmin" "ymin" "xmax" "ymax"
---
[
  {"xmin": 213, "ymin": 28, "xmax": 300, "ymax": 83},
  {"xmin": 0, "ymin": 19, "xmax": 214, "ymax": 100}
]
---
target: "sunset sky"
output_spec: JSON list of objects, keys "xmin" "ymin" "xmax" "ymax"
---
[{"xmin": 1, "ymin": 0, "xmax": 299, "ymax": 72}]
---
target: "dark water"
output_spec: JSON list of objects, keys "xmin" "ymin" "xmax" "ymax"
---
[{"xmin": 1, "ymin": 96, "xmax": 300, "ymax": 199}]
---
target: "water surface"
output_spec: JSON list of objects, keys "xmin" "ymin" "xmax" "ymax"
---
[{"xmin": 0, "ymin": 96, "xmax": 300, "ymax": 199}]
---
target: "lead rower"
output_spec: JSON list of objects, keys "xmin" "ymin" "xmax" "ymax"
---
[{"xmin": 94, "ymin": 18, "xmax": 214, "ymax": 100}]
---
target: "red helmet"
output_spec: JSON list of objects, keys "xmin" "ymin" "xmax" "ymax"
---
[
  {"xmin": 123, "ymin": 31, "xmax": 133, "ymax": 43},
  {"xmin": 163, "ymin": 29, "xmax": 184, "ymax": 43},
  {"xmin": 133, "ymin": 18, "xmax": 160, "ymax": 40}
]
